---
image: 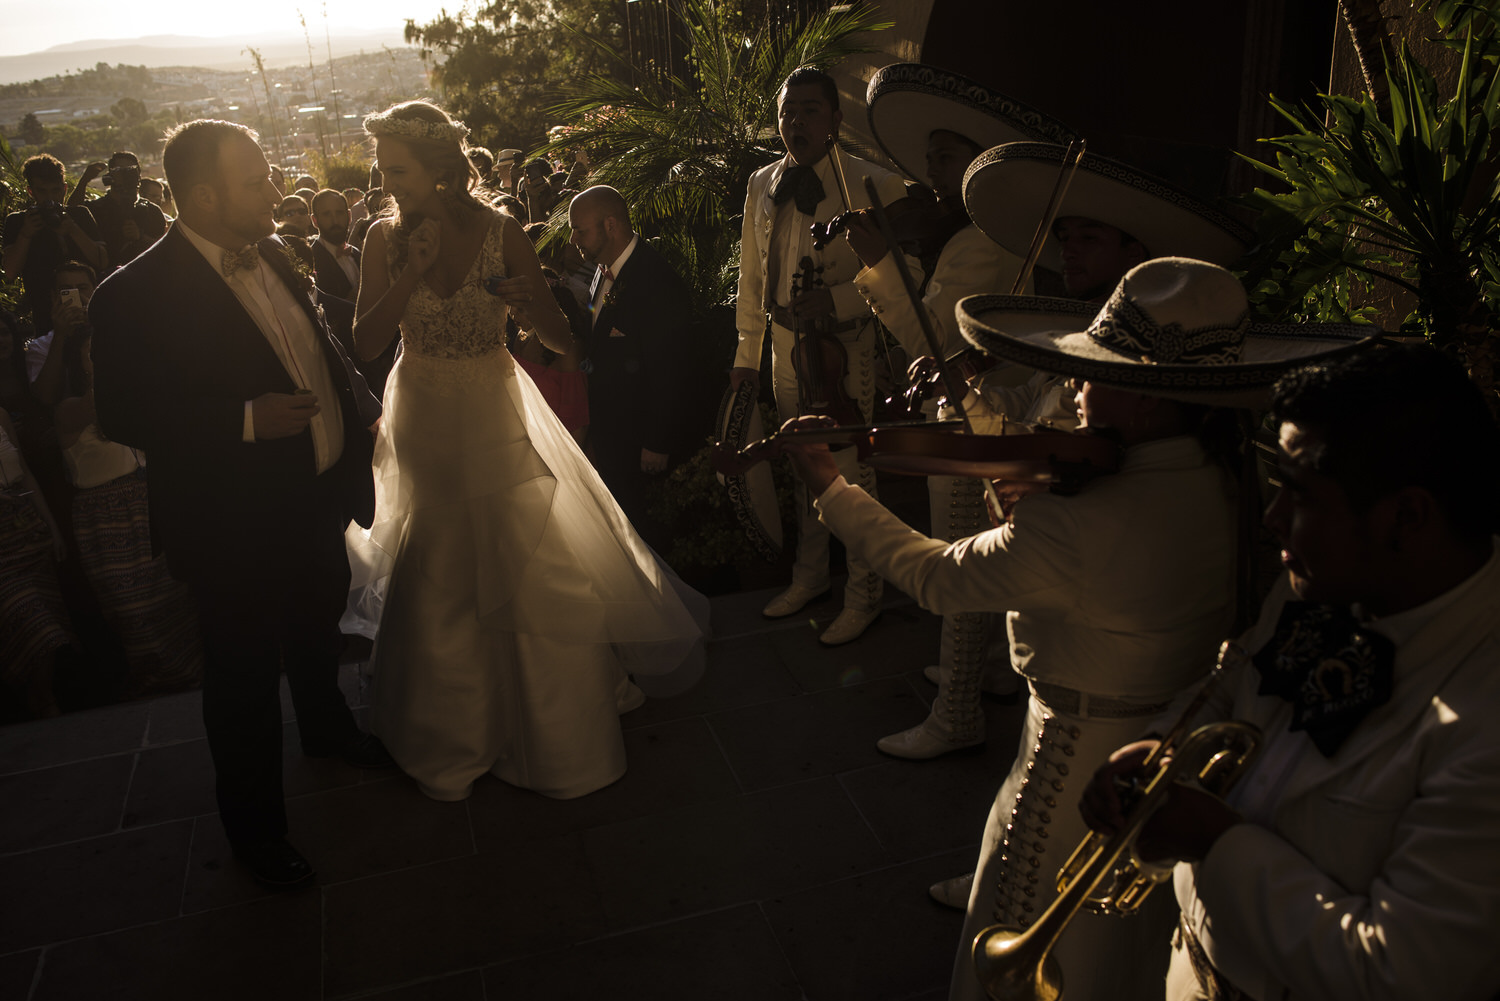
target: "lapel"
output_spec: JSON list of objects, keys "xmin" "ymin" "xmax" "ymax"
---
[
  {"xmin": 762, "ymin": 157, "xmax": 790, "ymax": 220},
  {"xmin": 1255, "ymin": 557, "xmax": 1500, "ymax": 805},
  {"xmin": 594, "ymin": 242, "xmax": 652, "ymax": 335},
  {"xmin": 158, "ymin": 225, "xmax": 287, "ymax": 377},
  {"xmin": 258, "ymin": 235, "xmax": 323, "ymax": 330},
  {"xmin": 312, "ymin": 239, "xmax": 357, "ymax": 299}
]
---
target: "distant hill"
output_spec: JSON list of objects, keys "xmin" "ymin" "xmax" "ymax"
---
[{"xmin": 0, "ymin": 28, "xmax": 416, "ymax": 86}]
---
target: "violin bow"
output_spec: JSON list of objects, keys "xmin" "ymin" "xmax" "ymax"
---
[
  {"xmin": 826, "ymin": 136, "xmax": 854, "ymax": 212},
  {"xmin": 864, "ymin": 174, "xmax": 1011, "ymax": 522},
  {"xmin": 1010, "ymin": 139, "xmax": 1086, "ymax": 294}
]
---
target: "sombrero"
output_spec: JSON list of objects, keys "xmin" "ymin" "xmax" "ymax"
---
[
  {"xmin": 963, "ymin": 143, "xmax": 1255, "ymax": 271},
  {"xmin": 957, "ymin": 258, "xmax": 1377, "ymax": 408},
  {"xmin": 866, "ymin": 64, "xmax": 1078, "ymax": 185}
]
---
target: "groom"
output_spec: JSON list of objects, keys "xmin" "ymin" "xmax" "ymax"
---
[{"xmin": 90, "ymin": 120, "xmax": 389, "ymax": 888}]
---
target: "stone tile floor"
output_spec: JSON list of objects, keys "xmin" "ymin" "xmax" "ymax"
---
[{"xmin": 0, "ymin": 584, "xmax": 1027, "ymax": 1001}]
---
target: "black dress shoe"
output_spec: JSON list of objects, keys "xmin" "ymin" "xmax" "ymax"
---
[
  {"xmin": 232, "ymin": 838, "xmax": 316, "ymax": 888},
  {"xmin": 304, "ymin": 731, "xmax": 397, "ymax": 770}
]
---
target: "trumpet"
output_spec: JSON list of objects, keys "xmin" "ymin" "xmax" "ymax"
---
[{"xmin": 972, "ymin": 642, "xmax": 1261, "ymax": 1001}]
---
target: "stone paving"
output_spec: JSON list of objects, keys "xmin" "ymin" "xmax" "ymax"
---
[{"xmin": 0, "ymin": 584, "xmax": 1027, "ymax": 1001}]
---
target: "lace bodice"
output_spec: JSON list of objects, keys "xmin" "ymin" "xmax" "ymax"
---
[{"xmin": 394, "ymin": 218, "xmax": 510, "ymax": 361}]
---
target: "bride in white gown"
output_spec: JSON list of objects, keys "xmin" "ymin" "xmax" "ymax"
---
[{"xmin": 348, "ymin": 100, "xmax": 708, "ymax": 802}]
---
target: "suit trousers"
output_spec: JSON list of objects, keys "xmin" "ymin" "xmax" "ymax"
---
[
  {"xmin": 191, "ymin": 492, "xmax": 359, "ymax": 843},
  {"xmin": 769, "ymin": 319, "xmax": 882, "ymax": 612}
]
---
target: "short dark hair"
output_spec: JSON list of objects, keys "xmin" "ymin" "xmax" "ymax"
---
[
  {"xmin": 276, "ymin": 194, "xmax": 310, "ymax": 219},
  {"xmin": 107, "ymin": 150, "xmax": 139, "ymax": 169},
  {"xmin": 53, "ymin": 259, "xmax": 97, "ymax": 285},
  {"xmin": 162, "ymin": 120, "xmax": 258, "ymax": 195},
  {"xmin": 1270, "ymin": 344, "xmax": 1500, "ymax": 540},
  {"xmin": 294, "ymin": 174, "xmax": 318, "ymax": 191},
  {"xmin": 311, "ymin": 188, "xmax": 346, "ymax": 215},
  {"xmin": 781, "ymin": 66, "xmax": 840, "ymax": 112},
  {"xmin": 22, "ymin": 153, "xmax": 64, "ymax": 186}
]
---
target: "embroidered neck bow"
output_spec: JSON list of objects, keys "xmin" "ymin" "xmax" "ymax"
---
[
  {"xmin": 222, "ymin": 246, "xmax": 260, "ymax": 277},
  {"xmin": 772, "ymin": 163, "xmax": 826, "ymax": 216},
  {"xmin": 1252, "ymin": 602, "xmax": 1395, "ymax": 757}
]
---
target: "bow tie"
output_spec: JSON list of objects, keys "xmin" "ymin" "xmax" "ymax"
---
[
  {"xmin": 222, "ymin": 246, "xmax": 259, "ymax": 277},
  {"xmin": 334, "ymin": 245, "xmax": 353, "ymax": 259},
  {"xmin": 772, "ymin": 162, "xmax": 826, "ymax": 215},
  {"xmin": 1252, "ymin": 601, "xmax": 1395, "ymax": 757},
  {"xmin": 599, "ymin": 265, "xmax": 616, "ymax": 283}
]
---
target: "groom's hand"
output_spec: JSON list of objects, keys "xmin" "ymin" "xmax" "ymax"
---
[{"xmin": 252, "ymin": 392, "xmax": 320, "ymax": 439}]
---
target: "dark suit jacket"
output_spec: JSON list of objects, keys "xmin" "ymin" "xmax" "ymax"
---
[
  {"xmin": 311, "ymin": 238, "xmax": 360, "ymax": 302},
  {"xmin": 89, "ymin": 224, "xmax": 378, "ymax": 583},
  {"xmin": 585, "ymin": 238, "xmax": 695, "ymax": 470}
]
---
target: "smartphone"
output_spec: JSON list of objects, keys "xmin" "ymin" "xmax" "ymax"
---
[{"xmin": 59, "ymin": 288, "xmax": 83, "ymax": 311}]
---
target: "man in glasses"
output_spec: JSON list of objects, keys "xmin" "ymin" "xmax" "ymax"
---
[{"xmin": 70, "ymin": 151, "xmax": 167, "ymax": 269}]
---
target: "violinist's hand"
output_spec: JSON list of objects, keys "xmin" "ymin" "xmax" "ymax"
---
[
  {"xmin": 843, "ymin": 211, "xmax": 889, "ymax": 269},
  {"xmin": 779, "ymin": 415, "xmax": 842, "ymax": 494},
  {"xmin": 407, "ymin": 218, "xmax": 441, "ymax": 275},
  {"xmin": 791, "ymin": 286, "xmax": 834, "ymax": 321}
]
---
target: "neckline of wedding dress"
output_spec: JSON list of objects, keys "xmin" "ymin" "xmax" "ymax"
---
[{"xmin": 421, "ymin": 218, "xmax": 495, "ymax": 302}]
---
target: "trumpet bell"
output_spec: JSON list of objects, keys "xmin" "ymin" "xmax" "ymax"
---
[{"xmin": 973, "ymin": 924, "xmax": 1064, "ymax": 1001}]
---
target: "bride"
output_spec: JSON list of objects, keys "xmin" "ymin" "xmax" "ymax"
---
[{"xmin": 349, "ymin": 100, "xmax": 708, "ymax": 802}]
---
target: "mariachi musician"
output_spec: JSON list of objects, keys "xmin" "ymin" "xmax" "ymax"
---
[
  {"xmin": 836, "ymin": 64, "xmax": 1077, "ymax": 762},
  {"xmin": 782, "ymin": 257, "xmax": 1368, "ymax": 1001},
  {"xmin": 730, "ymin": 65, "xmax": 919, "ymax": 647},
  {"xmin": 906, "ymin": 141, "xmax": 1266, "ymax": 912}
]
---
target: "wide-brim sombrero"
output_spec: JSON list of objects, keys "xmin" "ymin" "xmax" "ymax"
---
[
  {"xmin": 866, "ymin": 64, "xmax": 1078, "ymax": 185},
  {"xmin": 956, "ymin": 260, "xmax": 1378, "ymax": 408},
  {"xmin": 963, "ymin": 142, "xmax": 1255, "ymax": 271}
]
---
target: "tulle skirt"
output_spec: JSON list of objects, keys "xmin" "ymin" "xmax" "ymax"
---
[{"xmin": 346, "ymin": 348, "xmax": 708, "ymax": 799}]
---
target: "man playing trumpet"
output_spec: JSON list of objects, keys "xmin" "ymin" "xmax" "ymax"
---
[{"xmin": 1081, "ymin": 344, "xmax": 1500, "ymax": 1001}]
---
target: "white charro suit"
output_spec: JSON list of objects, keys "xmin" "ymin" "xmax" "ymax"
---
[
  {"xmin": 851, "ymin": 223, "xmax": 1031, "ymax": 729},
  {"xmin": 735, "ymin": 150, "xmax": 915, "ymax": 612},
  {"xmin": 1168, "ymin": 549, "xmax": 1500, "ymax": 1001}
]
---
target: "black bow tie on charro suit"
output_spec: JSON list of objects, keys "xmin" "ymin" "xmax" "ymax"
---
[
  {"xmin": 772, "ymin": 163, "xmax": 826, "ymax": 215},
  {"xmin": 1252, "ymin": 601, "xmax": 1396, "ymax": 757}
]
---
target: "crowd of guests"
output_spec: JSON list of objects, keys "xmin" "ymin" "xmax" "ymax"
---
[{"xmin": 0, "ymin": 139, "xmax": 653, "ymax": 720}]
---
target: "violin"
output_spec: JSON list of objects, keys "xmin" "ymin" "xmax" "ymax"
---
[
  {"xmin": 810, "ymin": 186, "xmax": 953, "ymax": 262},
  {"xmin": 790, "ymin": 255, "xmax": 863, "ymax": 428},
  {"xmin": 887, "ymin": 348, "xmax": 1003, "ymax": 421},
  {"xmin": 713, "ymin": 419, "xmax": 1122, "ymax": 505}
]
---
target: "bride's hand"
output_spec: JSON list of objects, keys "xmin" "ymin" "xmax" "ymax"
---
[{"xmin": 408, "ymin": 219, "xmax": 441, "ymax": 274}]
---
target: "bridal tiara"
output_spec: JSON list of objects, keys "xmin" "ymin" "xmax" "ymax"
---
[{"xmin": 363, "ymin": 110, "xmax": 470, "ymax": 145}]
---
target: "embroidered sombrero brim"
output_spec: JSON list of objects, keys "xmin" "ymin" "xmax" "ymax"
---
[
  {"xmin": 963, "ymin": 143, "xmax": 1255, "ymax": 271},
  {"xmin": 957, "ymin": 294, "xmax": 1378, "ymax": 407},
  {"xmin": 866, "ymin": 64, "xmax": 1077, "ymax": 185}
]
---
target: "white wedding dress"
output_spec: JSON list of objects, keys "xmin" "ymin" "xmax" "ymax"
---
[{"xmin": 347, "ymin": 218, "xmax": 708, "ymax": 800}]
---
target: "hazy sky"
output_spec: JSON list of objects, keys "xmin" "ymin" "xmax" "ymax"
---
[{"xmin": 0, "ymin": 0, "xmax": 459, "ymax": 57}]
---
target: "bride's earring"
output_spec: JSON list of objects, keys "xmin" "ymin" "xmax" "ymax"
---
[{"xmin": 435, "ymin": 181, "xmax": 449, "ymax": 194}]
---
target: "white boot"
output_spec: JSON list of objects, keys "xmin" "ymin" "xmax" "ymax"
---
[
  {"xmin": 879, "ymin": 611, "xmax": 985, "ymax": 758},
  {"xmin": 929, "ymin": 871, "xmax": 975, "ymax": 910}
]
